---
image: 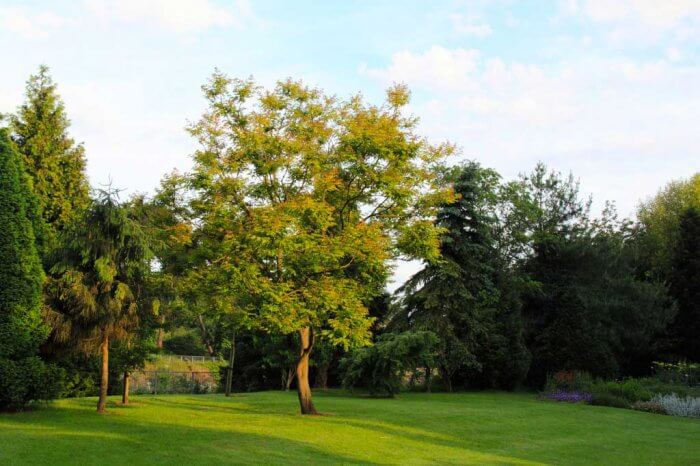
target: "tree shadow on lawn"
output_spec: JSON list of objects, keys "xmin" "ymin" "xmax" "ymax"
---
[{"xmin": 0, "ymin": 408, "xmax": 372, "ymax": 465}]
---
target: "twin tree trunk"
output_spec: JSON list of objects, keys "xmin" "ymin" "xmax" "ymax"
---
[
  {"xmin": 296, "ymin": 327, "xmax": 317, "ymax": 415},
  {"xmin": 97, "ymin": 333, "xmax": 109, "ymax": 413},
  {"xmin": 314, "ymin": 362, "xmax": 329, "ymax": 390}
]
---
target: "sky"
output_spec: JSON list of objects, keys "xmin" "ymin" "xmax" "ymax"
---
[{"xmin": 1, "ymin": 0, "xmax": 699, "ymax": 286}]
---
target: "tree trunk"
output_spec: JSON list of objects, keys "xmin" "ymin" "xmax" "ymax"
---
[
  {"xmin": 197, "ymin": 314, "xmax": 215, "ymax": 355},
  {"xmin": 97, "ymin": 333, "xmax": 109, "ymax": 413},
  {"xmin": 284, "ymin": 367, "xmax": 295, "ymax": 391},
  {"xmin": 314, "ymin": 362, "xmax": 329, "ymax": 390},
  {"xmin": 225, "ymin": 333, "xmax": 235, "ymax": 397},
  {"xmin": 296, "ymin": 327, "xmax": 317, "ymax": 415},
  {"xmin": 156, "ymin": 315, "xmax": 165, "ymax": 349},
  {"xmin": 425, "ymin": 365, "xmax": 432, "ymax": 393},
  {"xmin": 444, "ymin": 372, "xmax": 453, "ymax": 393},
  {"xmin": 122, "ymin": 371, "xmax": 130, "ymax": 405}
]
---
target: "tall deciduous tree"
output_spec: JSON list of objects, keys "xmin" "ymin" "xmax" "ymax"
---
[
  {"xmin": 10, "ymin": 65, "xmax": 89, "ymax": 253},
  {"xmin": 45, "ymin": 190, "xmax": 151, "ymax": 413},
  {"xmin": 0, "ymin": 129, "xmax": 61, "ymax": 410},
  {"xmin": 186, "ymin": 74, "xmax": 452, "ymax": 414},
  {"xmin": 637, "ymin": 173, "xmax": 700, "ymax": 276}
]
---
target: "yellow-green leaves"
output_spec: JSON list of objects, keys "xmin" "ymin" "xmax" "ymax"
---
[{"xmin": 186, "ymin": 73, "xmax": 453, "ymax": 348}]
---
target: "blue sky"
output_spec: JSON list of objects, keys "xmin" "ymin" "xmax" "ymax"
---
[{"xmin": 1, "ymin": 1, "xmax": 698, "ymax": 283}]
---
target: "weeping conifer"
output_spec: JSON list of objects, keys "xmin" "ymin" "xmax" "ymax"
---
[{"xmin": 45, "ymin": 189, "xmax": 151, "ymax": 413}]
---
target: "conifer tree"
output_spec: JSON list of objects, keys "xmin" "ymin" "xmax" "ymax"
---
[
  {"xmin": 46, "ymin": 190, "xmax": 151, "ymax": 413},
  {"xmin": 10, "ymin": 65, "xmax": 90, "ymax": 252},
  {"xmin": 0, "ymin": 129, "xmax": 61, "ymax": 410}
]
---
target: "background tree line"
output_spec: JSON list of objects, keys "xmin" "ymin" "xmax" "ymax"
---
[{"xmin": 1, "ymin": 66, "xmax": 697, "ymax": 413}]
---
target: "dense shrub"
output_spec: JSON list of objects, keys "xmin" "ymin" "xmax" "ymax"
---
[
  {"xmin": 0, "ymin": 357, "xmax": 64, "ymax": 409},
  {"xmin": 590, "ymin": 392, "xmax": 629, "ymax": 408},
  {"xmin": 635, "ymin": 377, "xmax": 700, "ymax": 398},
  {"xmin": 341, "ymin": 331, "xmax": 437, "ymax": 397},
  {"xmin": 590, "ymin": 379, "xmax": 652, "ymax": 404},
  {"xmin": 652, "ymin": 393, "xmax": 700, "ymax": 418},
  {"xmin": 163, "ymin": 328, "xmax": 210, "ymax": 356}
]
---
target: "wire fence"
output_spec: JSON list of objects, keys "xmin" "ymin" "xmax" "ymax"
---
[
  {"xmin": 158, "ymin": 354, "xmax": 223, "ymax": 363},
  {"xmin": 130, "ymin": 370, "xmax": 219, "ymax": 395}
]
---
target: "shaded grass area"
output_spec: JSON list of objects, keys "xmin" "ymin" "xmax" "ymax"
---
[{"xmin": 0, "ymin": 390, "xmax": 698, "ymax": 465}]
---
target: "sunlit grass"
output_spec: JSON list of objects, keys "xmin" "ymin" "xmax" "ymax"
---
[{"xmin": 0, "ymin": 390, "xmax": 697, "ymax": 465}]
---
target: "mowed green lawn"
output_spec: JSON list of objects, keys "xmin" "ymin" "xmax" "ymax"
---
[{"xmin": 0, "ymin": 391, "xmax": 698, "ymax": 465}]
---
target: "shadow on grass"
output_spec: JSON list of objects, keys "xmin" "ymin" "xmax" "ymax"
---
[{"xmin": 0, "ymin": 406, "xmax": 374, "ymax": 465}]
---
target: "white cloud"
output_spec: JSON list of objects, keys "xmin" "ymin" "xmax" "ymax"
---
[
  {"xmin": 362, "ymin": 46, "xmax": 481, "ymax": 92},
  {"xmin": 580, "ymin": 0, "xmax": 700, "ymax": 28},
  {"xmin": 84, "ymin": 0, "xmax": 254, "ymax": 33},
  {"xmin": 0, "ymin": 6, "xmax": 68, "ymax": 39},
  {"xmin": 450, "ymin": 14, "xmax": 493, "ymax": 37},
  {"xmin": 362, "ymin": 46, "xmax": 700, "ymax": 216},
  {"xmin": 562, "ymin": 0, "xmax": 700, "ymax": 43}
]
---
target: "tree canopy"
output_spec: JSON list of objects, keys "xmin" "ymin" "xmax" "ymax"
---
[
  {"xmin": 10, "ymin": 65, "xmax": 90, "ymax": 253},
  {"xmin": 183, "ymin": 73, "xmax": 453, "ymax": 413},
  {"xmin": 0, "ymin": 128, "xmax": 61, "ymax": 410}
]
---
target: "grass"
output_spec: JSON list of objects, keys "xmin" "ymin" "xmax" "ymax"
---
[{"xmin": 0, "ymin": 390, "xmax": 698, "ymax": 465}]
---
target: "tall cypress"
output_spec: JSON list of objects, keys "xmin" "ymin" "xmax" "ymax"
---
[
  {"xmin": 10, "ymin": 65, "xmax": 90, "ymax": 253},
  {"xmin": 0, "ymin": 129, "xmax": 61, "ymax": 410}
]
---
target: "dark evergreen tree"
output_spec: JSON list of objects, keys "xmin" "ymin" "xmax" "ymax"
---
[
  {"xmin": 667, "ymin": 207, "xmax": 700, "ymax": 361},
  {"xmin": 398, "ymin": 162, "xmax": 530, "ymax": 391},
  {"xmin": 0, "ymin": 129, "xmax": 61, "ymax": 410},
  {"xmin": 10, "ymin": 65, "xmax": 90, "ymax": 253},
  {"xmin": 522, "ymin": 228, "xmax": 673, "ymax": 385}
]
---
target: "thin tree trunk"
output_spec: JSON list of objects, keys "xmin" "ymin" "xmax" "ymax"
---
[
  {"xmin": 97, "ymin": 333, "xmax": 109, "ymax": 413},
  {"xmin": 314, "ymin": 362, "xmax": 329, "ymax": 390},
  {"xmin": 156, "ymin": 315, "xmax": 165, "ymax": 349},
  {"xmin": 197, "ymin": 314, "xmax": 215, "ymax": 356},
  {"xmin": 296, "ymin": 327, "xmax": 317, "ymax": 415},
  {"xmin": 444, "ymin": 372, "xmax": 453, "ymax": 393},
  {"xmin": 225, "ymin": 333, "xmax": 235, "ymax": 397},
  {"xmin": 122, "ymin": 371, "xmax": 130, "ymax": 405},
  {"xmin": 284, "ymin": 366, "xmax": 295, "ymax": 391},
  {"xmin": 425, "ymin": 365, "xmax": 432, "ymax": 393}
]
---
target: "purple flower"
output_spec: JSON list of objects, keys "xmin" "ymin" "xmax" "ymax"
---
[{"xmin": 545, "ymin": 390, "xmax": 593, "ymax": 403}]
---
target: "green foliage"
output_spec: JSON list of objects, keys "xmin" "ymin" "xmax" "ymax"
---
[
  {"xmin": 341, "ymin": 330, "xmax": 438, "ymax": 397},
  {"xmin": 590, "ymin": 379, "xmax": 652, "ymax": 405},
  {"xmin": 521, "ymin": 190, "xmax": 672, "ymax": 384},
  {"xmin": 0, "ymin": 357, "xmax": 64, "ymax": 410},
  {"xmin": 397, "ymin": 162, "xmax": 530, "ymax": 391},
  {"xmin": 45, "ymin": 190, "xmax": 152, "ymax": 353},
  {"xmin": 184, "ymin": 73, "xmax": 453, "ymax": 354},
  {"xmin": 9, "ymin": 65, "xmax": 89, "ymax": 253},
  {"xmin": 667, "ymin": 207, "xmax": 700, "ymax": 361},
  {"xmin": 637, "ymin": 173, "xmax": 700, "ymax": 275},
  {"xmin": 163, "ymin": 328, "xmax": 210, "ymax": 356},
  {"xmin": 589, "ymin": 392, "xmax": 630, "ymax": 409},
  {"xmin": 217, "ymin": 331, "xmax": 299, "ymax": 392},
  {"xmin": 0, "ymin": 128, "xmax": 61, "ymax": 409}
]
